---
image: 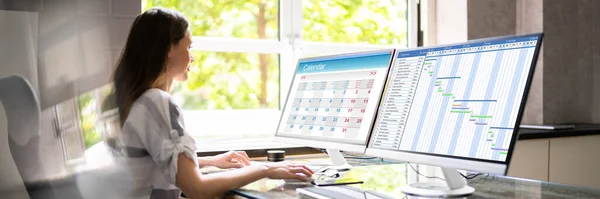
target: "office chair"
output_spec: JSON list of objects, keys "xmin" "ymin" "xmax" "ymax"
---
[
  {"xmin": 0, "ymin": 75, "xmax": 148, "ymax": 199},
  {"xmin": 0, "ymin": 75, "xmax": 60, "ymax": 198},
  {"xmin": 0, "ymin": 75, "xmax": 42, "ymax": 198}
]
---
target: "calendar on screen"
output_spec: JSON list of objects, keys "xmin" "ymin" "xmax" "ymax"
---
[{"xmin": 276, "ymin": 50, "xmax": 395, "ymax": 144}]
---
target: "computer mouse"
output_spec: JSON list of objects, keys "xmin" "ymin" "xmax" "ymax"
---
[
  {"xmin": 315, "ymin": 167, "xmax": 350, "ymax": 174},
  {"xmin": 316, "ymin": 167, "xmax": 330, "ymax": 173}
]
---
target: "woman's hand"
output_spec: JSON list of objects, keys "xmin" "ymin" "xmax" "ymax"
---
[
  {"xmin": 202, "ymin": 151, "xmax": 252, "ymax": 169},
  {"xmin": 264, "ymin": 163, "xmax": 314, "ymax": 182}
]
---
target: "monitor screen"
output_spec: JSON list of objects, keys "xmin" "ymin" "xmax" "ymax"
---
[
  {"xmin": 369, "ymin": 34, "xmax": 542, "ymax": 163},
  {"xmin": 276, "ymin": 50, "xmax": 395, "ymax": 146}
]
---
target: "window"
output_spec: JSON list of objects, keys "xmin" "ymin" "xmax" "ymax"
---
[
  {"xmin": 173, "ymin": 52, "xmax": 279, "ymax": 110},
  {"xmin": 55, "ymin": 99, "xmax": 86, "ymax": 163},
  {"xmin": 56, "ymin": 84, "xmax": 113, "ymax": 159},
  {"xmin": 78, "ymin": 92, "xmax": 102, "ymax": 149},
  {"xmin": 303, "ymin": 0, "xmax": 408, "ymax": 45},
  {"xmin": 141, "ymin": 0, "xmax": 416, "ymax": 141},
  {"xmin": 144, "ymin": 1, "xmax": 279, "ymax": 40}
]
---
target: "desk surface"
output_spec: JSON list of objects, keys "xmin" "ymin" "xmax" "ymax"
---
[
  {"xmin": 517, "ymin": 124, "xmax": 600, "ymax": 140},
  {"xmin": 220, "ymin": 156, "xmax": 600, "ymax": 199}
]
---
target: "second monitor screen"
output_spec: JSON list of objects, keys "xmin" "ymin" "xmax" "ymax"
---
[
  {"xmin": 371, "ymin": 35, "xmax": 540, "ymax": 162},
  {"xmin": 276, "ymin": 50, "xmax": 395, "ymax": 145}
]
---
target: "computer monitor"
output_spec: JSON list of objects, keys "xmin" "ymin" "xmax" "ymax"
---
[
  {"xmin": 365, "ymin": 33, "xmax": 543, "ymax": 197},
  {"xmin": 274, "ymin": 49, "xmax": 395, "ymax": 169}
]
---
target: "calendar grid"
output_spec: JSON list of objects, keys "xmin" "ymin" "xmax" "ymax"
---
[
  {"xmin": 277, "ymin": 51, "xmax": 394, "ymax": 144},
  {"xmin": 286, "ymin": 78, "xmax": 377, "ymax": 140}
]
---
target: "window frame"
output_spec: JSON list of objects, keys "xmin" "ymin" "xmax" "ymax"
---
[{"xmin": 180, "ymin": 0, "xmax": 419, "ymax": 142}]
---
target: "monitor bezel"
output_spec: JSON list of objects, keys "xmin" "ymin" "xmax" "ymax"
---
[
  {"xmin": 365, "ymin": 33, "xmax": 544, "ymax": 174},
  {"xmin": 274, "ymin": 48, "xmax": 396, "ymax": 153}
]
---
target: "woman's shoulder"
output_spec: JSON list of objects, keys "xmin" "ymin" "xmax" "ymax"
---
[
  {"xmin": 140, "ymin": 88, "xmax": 173, "ymax": 102},
  {"xmin": 130, "ymin": 88, "xmax": 174, "ymax": 115},
  {"xmin": 125, "ymin": 88, "xmax": 175, "ymax": 125}
]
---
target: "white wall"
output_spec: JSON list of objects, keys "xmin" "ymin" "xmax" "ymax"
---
[
  {"xmin": 0, "ymin": 10, "xmax": 38, "ymax": 91},
  {"xmin": 0, "ymin": 0, "xmax": 140, "ymax": 107},
  {"xmin": 434, "ymin": 0, "xmax": 468, "ymax": 45},
  {"xmin": 38, "ymin": 0, "xmax": 140, "ymax": 108}
]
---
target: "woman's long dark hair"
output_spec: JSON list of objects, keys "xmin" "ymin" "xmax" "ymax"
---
[{"xmin": 112, "ymin": 8, "xmax": 189, "ymax": 125}]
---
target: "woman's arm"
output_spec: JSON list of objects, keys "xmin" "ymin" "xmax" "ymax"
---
[
  {"xmin": 176, "ymin": 153, "xmax": 313, "ymax": 199},
  {"xmin": 196, "ymin": 156, "xmax": 215, "ymax": 167},
  {"xmin": 177, "ymin": 154, "xmax": 266, "ymax": 199},
  {"xmin": 197, "ymin": 151, "xmax": 251, "ymax": 168}
]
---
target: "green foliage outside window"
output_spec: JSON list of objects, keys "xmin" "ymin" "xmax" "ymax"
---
[
  {"xmin": 303, "ymin": 0, "xmax": 407, "ymax": 45},
  {"xmin": 78, "ymin": 93, "xmax": 102, "ymax": 149},
  {"xmin": 142, "ymin": 0, "xmax": 407, "ymax": 110}
]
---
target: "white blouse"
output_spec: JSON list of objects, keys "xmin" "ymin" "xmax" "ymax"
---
[{"xmin": 114, "ymin": 88, "xmax": 197, "ymax": 199}]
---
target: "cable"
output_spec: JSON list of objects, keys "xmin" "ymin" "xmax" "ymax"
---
[
  {"xmin": 407, "ymin": 162, "xmax": 488, "ymax": 181},
  {"xmin": 460, "ymin": 172, "xmax": 484, "ymax": 179},
  {"xmin": 319, "ymin": 148, "xmax": 382, "ymax": 160},
  {"xmin": 341, "ymin": 152, "xmax": 381, "ymax": 160},
  {"xmin": 344, "ymin": 156, "xmax": 381, "ymax": 160},
  {"xmin": 407, "ymin": 162, "xmax": 445, "ymax": 181}
]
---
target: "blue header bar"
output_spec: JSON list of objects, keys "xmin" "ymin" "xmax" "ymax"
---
[
  {"xmin": 397, "ymin": 35, "xmax": 540, "ymax": 58},
  {"xmin": 297, "ymin": 51, "xmax": 394, "ymax": 74},
  {"xmin": 397, "ymin": 49, "xmax": 432, "ymax": 58}
]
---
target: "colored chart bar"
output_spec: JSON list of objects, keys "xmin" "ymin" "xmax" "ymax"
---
[
  {"xmin": 451, "ymin": 107, "xmax": 469, "ymax": 110},
  {"xmin": 454, "ymin": 100, "xmax": 497, "ymax": 102},
  {"xmin": 451, "ymin": 110, "xmax": 472, "ymax": 113},
  {"xmin": 489, "ymin": 127, "xmax": 513, "ymax": 130},
  {"xmin": 470, "ymin": 115, "xmax": 492, "ymax": 118},
  {"xmin": 437, "ymin": 77, "xmax": 461, "ymax": 80}
]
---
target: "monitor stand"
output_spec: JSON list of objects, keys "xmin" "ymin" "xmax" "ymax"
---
[
  {"xmin": 317, "ymin": 148, "xmax": 352, "ymax": 173},
  {"xmin": 402, "ymin": 167, "xmax": 475, "ymax": 197}
]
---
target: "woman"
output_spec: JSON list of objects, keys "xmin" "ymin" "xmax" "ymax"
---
[{"xmin": 112, "ymin": 7, "xmax": 313, "ymax": 199}]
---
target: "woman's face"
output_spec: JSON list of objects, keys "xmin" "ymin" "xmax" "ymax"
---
[{"xmin": 166, "ymin": 29, "xmax": 194, "ymax": 82}]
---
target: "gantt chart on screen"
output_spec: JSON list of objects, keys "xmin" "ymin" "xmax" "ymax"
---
[
  {"xmin": 277, "ymin": 51, "xmax": 394, "ymax": 144},
  {"xmin": 371, "ymin": 36, "xmax": 539, "ymax": 161}
]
